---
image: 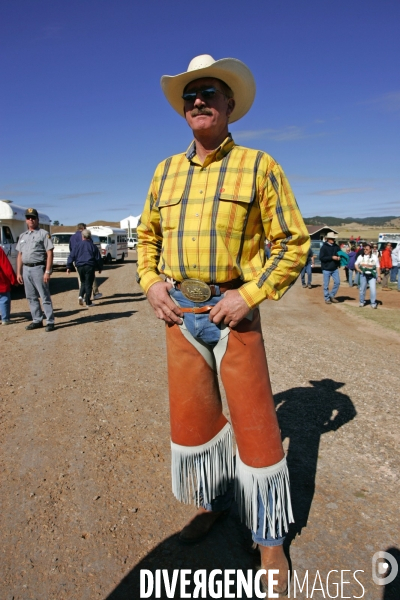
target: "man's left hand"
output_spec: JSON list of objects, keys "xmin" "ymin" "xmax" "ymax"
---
[
  {"xmin": 43, "ymin": 273, "xmax": 50, "ymax": 284},
  {"xmin": 209, "ymin": 290, "xmax": 250, "ymax": 328}
]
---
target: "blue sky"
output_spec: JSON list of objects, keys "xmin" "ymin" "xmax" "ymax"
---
[{"xmin": 1, "ymin": 0, "xmax": 399, "ymax": 224}]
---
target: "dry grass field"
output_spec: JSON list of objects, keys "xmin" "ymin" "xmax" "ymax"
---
[{"xmin": 334, "ymin": 223, "xmax": 400, "ymax": 241}]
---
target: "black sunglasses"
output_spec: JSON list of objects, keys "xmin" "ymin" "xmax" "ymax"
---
[
  {"xmin": 26, "ymin": 216, "xmax": 38, "ymax": 220},
  {"xmin": 182, "ymin": 87, "xmax": 226, "ymax": 102}
]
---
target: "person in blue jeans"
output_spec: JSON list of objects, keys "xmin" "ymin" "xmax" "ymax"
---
[
  {"xmin": 390, "ymin": 244, "xmax": 399, "ymax": 283},
  {"xmin": 301, "ymin": 247, "xmax": 314, "ymax": 288},
  {"xmin": 319, "ymin": 232, "xmax": 341, "ymax": 304},
  {"xmin": 0, "ymin": 247, "xmax": 18, "ymax": 324},
  {"xmin": 355, "ymin": 243, "xmax": 381, "ymax": 308},
  {"xmin": 347, "ymin": 245, "xmax": 357, "ymax": 286}
]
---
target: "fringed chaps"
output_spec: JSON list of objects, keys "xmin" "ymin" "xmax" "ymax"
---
[{"xmin": 166, "ymin": 309, "xmax": 294, "ymax": 536}]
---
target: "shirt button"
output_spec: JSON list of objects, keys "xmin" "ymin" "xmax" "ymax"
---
[
  {"xmin": 199, "ymin": 190, "xmax": 203, "ymax": 194},
  {"xmin": 192, "ymin": 237, "xmax": 196, "ymax": 241},
  {"xmin": 193, "ymin": 265, "xmax": 197, "ymax": 268},
  {"xmin": 195, "ymin": 213, "xmax": 199, "ymax": 217}
]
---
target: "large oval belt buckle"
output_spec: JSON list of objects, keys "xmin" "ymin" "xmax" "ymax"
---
[{"xmin": 180, "ymin": 279, "xmax": 212, "ymax": 302}]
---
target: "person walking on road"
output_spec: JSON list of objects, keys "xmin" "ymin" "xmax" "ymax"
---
[
  {"xmin": 347, "ymin": 245, "xmax": 357, "ymax": 287},
  {"xmin": 319, "ymin": 232, "xmax": 341, "ymax": 304},
  {"xmin": 380, "ymin": 243, "xmax": 392, "ymax": 290},
  {"xmin": 301, "ymin": 247, "xmax": 314, "ymax": 288},
  {"xmin": 355, "ymin": 243, "xmax": 381, "ymax": 309},
  {"xmin": 16, "ymin": 208, "xmax": 55, "ymax": 332},
  {"xmin": 137, "ymin": 53, "xmax": 310, "ymax": 596},
  {"xmin": 0, "ymin": 246, "xmax": 18, "ymax": 325},
  {"xmin": 69, "ymin": 223, "xmax": 103, "ymax": 301},
  {"xmin": 391, "ymin": 244, "xmax": 400, "ymax": 291},
  {"xmin": 67, "ymin": 229, "xmax": 103, "ymax": 307},
  {"xmin": 390, "ymin": 244, "xmax": 398, "ymax": 283}
]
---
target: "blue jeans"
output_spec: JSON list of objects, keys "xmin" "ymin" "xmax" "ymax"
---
[
  {"xmin": 322, "ymin": 269, "xmax": 340, "ymax": 301},
  {"xmin": 301, "ymin": 263, "xmax": 312, "ymax": 286},
  {"xmin": 359, "ymin": 275, "xmax": 377, "ymax": 306},
  {"xmin": 204, "ymin": 485, "xmax": 285, "ymax": 547},
  {"xmin": 390, "ymin": 266, "xmax": 398, "ymax": 282},
  {"xmin": 348, "ymin": 268, "xmax": 356, "ymax": 286},
  {"xmin": 0, "ymin": 291, "xmax": 11, "ymax": 321},
  {"xmin": 169, "ymin": 287, "xmax": 285, "ymax": 547},
  {"xmin": 168, "ymin": 287, "xmax": 225, "ymax": 345}
]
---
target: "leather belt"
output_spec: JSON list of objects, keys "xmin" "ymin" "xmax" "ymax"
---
[
  {"xmin": 23, "ymin": 262, "xmax": 46, "ymax": 267},
  {"xmin": 180, "ymin": 306, "xmax": 214, "ymax": 314}
]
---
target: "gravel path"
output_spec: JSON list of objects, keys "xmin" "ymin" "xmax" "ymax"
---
[{"xmin": 1, "ymin": 254, "xmax": 399, "ymax": 599}]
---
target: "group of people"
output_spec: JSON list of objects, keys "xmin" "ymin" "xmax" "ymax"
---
[
  {"xmin": 0, "ymin": 211, "xmax": 103, "ymax": 330},
  {"xmin": 319, "ymin": 233, "xmax": 399, "ymax": 309},
  {"xmin": 1, "ymin": 49, "xmax": 398, "ymax": 596}
]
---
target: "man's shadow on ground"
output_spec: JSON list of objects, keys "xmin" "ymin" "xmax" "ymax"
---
[
  {"xmin": 274, "ymin": 378, "xmax": 356, "ymax": 543},
  {"xmin": 106, "ymin": 379, "xmax": 356, "ymax": 599}
]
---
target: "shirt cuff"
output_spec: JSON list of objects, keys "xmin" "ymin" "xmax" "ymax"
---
[
  {"xmin": 238, "ymin": 280, "xmax": 275, "ymax": 309},
  {"xmin": 140, "ymin": 272, "xmax": 164, "ymax": 294}
]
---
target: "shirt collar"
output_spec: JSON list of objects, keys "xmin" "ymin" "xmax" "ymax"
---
[{"xmin": 185, "ymin": 134, "xmax": 235, "ymax": 166}]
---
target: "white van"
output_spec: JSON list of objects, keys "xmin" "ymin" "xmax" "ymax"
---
[
  {"xmin": 51, "ymin": 231, "xmax": 102, "ymax": 268},
  {"xmin": 0, "ymin": 199, "xmax": 51, "ymax": 272},
  {"xmin": 87, "ymin": 226, "xmax": 128, "ymax": 263}
]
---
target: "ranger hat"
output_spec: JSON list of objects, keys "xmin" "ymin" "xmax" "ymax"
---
[
  {"xmin": 25, "ymin": 208, "xmax": 39, "ymax": 218},
  {"xmin": 161, "ymin": 54, "xmax": 256, "ymax": 123}
]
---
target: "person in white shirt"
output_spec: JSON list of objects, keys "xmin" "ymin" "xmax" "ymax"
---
[
  {"xmin": 390, "ymin": 244, "xmax": 399, "ymax": 284},
  {"xmin": 355, "ymin": 243, "xmax": 381, "ymax": 308}
]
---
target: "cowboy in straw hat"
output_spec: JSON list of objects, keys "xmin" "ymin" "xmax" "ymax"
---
[{"xmin": 137, "ymin": 54, "xmax": 310, "ymax": 595}]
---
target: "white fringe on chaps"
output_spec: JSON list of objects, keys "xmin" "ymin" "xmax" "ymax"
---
[
  {"xmin": 171, "ymin": 422, "xmax": 234, "ymax": 506},
  {"xmin": 235, "ymin": 451, "xmax": 294, "ymax": 538}
]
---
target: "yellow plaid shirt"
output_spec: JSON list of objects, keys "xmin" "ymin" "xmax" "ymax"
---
[{"xmin": 137, "ymin": 136, "xmax": 310, "ymax": 308}]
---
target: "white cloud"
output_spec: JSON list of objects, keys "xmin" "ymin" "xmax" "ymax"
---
[
  {"xmin": 234, "ymin": 126, "xmax": 307, "ymax": 142},
  {"xmin": 309, "ymin": 187, "xmax": 374, "ymax": 196},
  {"xmin": 364, "ymin": 91, "xmax": 400, "ymax": 113},
  {"xmin": 0, "ymin": 188, "xmax": 41, "ymax": 198},
  {"xmin": 58, "ymin": 192, "xmax": 104, "ymax": 200}
]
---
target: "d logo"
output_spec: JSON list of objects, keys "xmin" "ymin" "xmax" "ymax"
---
[{"xmin": 372, "ymin": 551, "xmax": 398, "ymax": 586}]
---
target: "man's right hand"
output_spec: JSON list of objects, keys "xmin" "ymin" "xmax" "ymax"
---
[
  {"xmin": 17, "ymin": 274, "xmax": 23, "ymax": 285},
  {"xmin": 146, "ymin": 281, "xmax": 183, "ymax": 325}
]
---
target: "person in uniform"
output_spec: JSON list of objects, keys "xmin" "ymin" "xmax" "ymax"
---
[
  {"xmin": 137, "ymin": 54, "xmax": 310, "ymax": 595},
  {"xmin": 16, "ymin": 208, "xmax": 55, "ymax": 332}
]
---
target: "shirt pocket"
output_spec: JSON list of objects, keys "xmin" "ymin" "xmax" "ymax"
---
[
  {"xmin": 217, "ymin": 188, "xmax": 254, "ymax": 233},
  {"xmin": 156, "ymin": 194, "xmax": 183, "ymax": 232}
]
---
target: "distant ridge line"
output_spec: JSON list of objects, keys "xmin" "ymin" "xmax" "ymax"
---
[{"xmin": 304, "ymin": 216, "xmax": 400, "ymax": 227}]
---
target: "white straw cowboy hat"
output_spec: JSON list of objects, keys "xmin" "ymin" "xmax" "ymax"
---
[
  {"xmin": 161, "ymin": 54, "xmax": 256, "ymax": 123},
  {"xmin": 325, "ymin": 232, "xmax": 337, "ymax": 239}
]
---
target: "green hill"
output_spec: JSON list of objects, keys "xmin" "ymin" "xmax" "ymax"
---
[{"xmin": 304, "ymin": 216, "xmax": 399, "ymax": 227}]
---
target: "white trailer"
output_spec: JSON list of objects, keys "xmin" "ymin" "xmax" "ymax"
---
[
  {"xmin": 0, "ymin": 199, "xmax": 51, "ymax": 272},
  {"xmin": 87, "ymin": 226, "xmax": 128, "ymax": 263}
]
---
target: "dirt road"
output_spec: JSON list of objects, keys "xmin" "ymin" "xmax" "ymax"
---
[{"xmin": 1, "ymin": 254, "xmax": 399, "ymax": 599}]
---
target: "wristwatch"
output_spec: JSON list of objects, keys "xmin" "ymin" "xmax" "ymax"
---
[{"xmin": 45, "ymin": 270, "xmax": 51, "ymax": 274}]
